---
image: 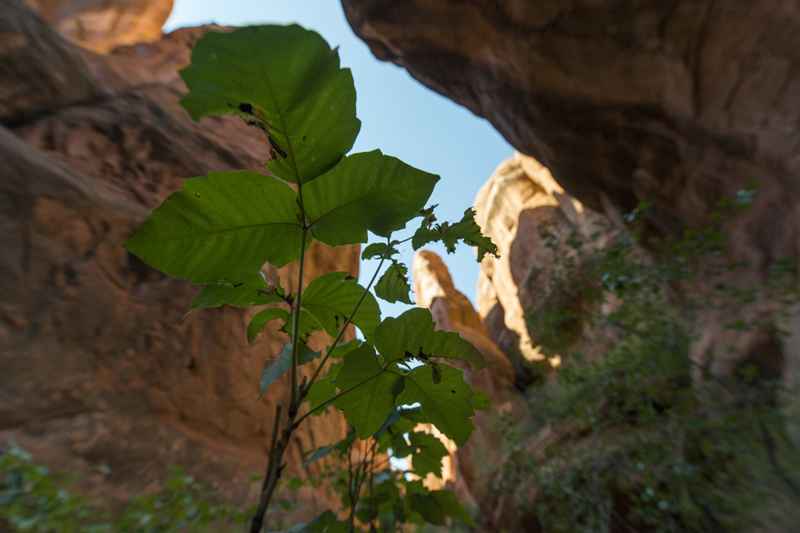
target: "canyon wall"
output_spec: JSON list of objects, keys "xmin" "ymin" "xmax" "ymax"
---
[
  {"xmin": 1, "ymin": 0, "xmax": 352, "ymax": 516},
  {"xmin": 343, "ymin": 1, "xmax": 800, "ymax": 530},
  {"xmin": 342, "ymin": 0, "xmax": 800, "ymax": 377}
]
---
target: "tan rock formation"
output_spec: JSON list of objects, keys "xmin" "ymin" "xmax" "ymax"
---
[
  {"xmin": 1, "ymin": 1, "xmax": 353, "ymax": 517},
  {"xmin": 0, "ymin": 1, "xmax": 98, "ymax": 123},
  {"xmin": 343, "ymin": 0, "xmax": 800, "ymax": 381},
  {"xmin": 25, "ymin": 0, "xmax": 173, "ymax": 52},
  {"xmin": 474, "ymin": 153, "xmax": 614, "ymax": 378}
]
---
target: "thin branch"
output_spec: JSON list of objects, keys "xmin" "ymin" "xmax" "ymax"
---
[
  {"xmin": 289, "ymin": 227, "xmax": 308, "ymax": 413},
  {"xmin": 249, "ymin": 119, "xmax": 307, "ymax": 531}
]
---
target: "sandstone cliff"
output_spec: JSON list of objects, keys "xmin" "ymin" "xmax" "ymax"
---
[
  {"xmin": 343, "ymin": 0, "xmax": 800, "ymax": 380},
  {"xmin": 1, "ymin": 0, "xmax": 353, "ymax": 516}
]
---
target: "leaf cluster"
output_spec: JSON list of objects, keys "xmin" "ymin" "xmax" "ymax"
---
[{"xmin": 124, "ymin": 23, "xmax": 496, "ymax": 531}]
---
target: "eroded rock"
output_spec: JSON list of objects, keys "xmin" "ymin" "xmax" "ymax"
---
[
  {"xmin": 474, "ymin": 153, "xmax": 615, "ymax": 379},
  {"xmin": 25, "ymin": 0, "xmax": 173, "ymax": 52},
  {"xmin": 0, "ymin": 0, "xmax": 98, "ymax": 124},
  {"xmin": 1, "ymin": 3, "xmax": 353, "ymax": 517}
]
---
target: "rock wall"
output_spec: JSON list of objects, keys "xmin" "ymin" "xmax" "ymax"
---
[
  {"xmin": 1, "ymin": 0, "xmax": 353, "ymax": 516},
  {"xmin": 342, "ymin": 0, "xmax": 800, "ymax": 379},
  {"xmin": 474, "ymin": 153, "xmax": 616, "ymax": 380},
  {"xmin": 367, "ymin": 3, "xmax": 800, "ymax": 528},
  {"xmin": 25, "ymin": 0, "xmax": 173, "ymax": 52}
]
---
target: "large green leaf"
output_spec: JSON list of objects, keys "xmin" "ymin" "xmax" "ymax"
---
[
  {"xmin": 408, "ymin": 490, "xmax": 473, "ymax": 526},
  {"xmin": 180, "ymin": 25, "xmax": 360, "ymax": 183},
  {"xmin": 305, "ymin": 374, "xmax": 337, "ymax": 416},
  {"xmin": 247, "ymin": 307, "xmax": 290, "ymax": 343},
  {"xmin": 302, "ymin": 272, "xmax": 381, "ymax": 341},
  {"xmin": 334, "ymin": 345, "xmax": 400, "ymax": 438},
  {"xmin": 375, "ymin": 308, "xmax": 485, "ymax": 368},
  {"xmin": 375, "ymin": 262, "xmax": 413, "ymax": 304},
  {"xmin": 412, "ymin": 208, "xmax": 498, "ymax": 262},
  {"xmin": 190, "ymin": 273, "xmax": 282, "ymax": 310},
  {"xmin": 396, "ymin": 365, "xmax": 474, "ymax": 446},
  {"xmin": 408, "ymin": 432, "xmax": 448, "ymax": 479},
  {"xmin": 126, "ymin": 171, "xmax": 302, "ymax": 283},
  {"xmin": 304, "ymin": 151, "xmax": 438, "ymax": 245}
]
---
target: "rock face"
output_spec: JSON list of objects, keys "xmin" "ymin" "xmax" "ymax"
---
[
  {"xmin": 343, "ymin": 0, "xmax": 800, "ymax": 401},
  {"xmin": 0, "ymin": 2, "xmax": 98, "ymax": 124},
  {"xmin": 342, "ymin": 0, "xmax": 800, "ymax": 230},
  {"xmin": 363, "ymin": 3, "xmax": 800, "ymax": 527},
  {"xmin": 25, "ymin": 0, "xmax": 173, "ymax": 52},
  {"xmin": 474, "ymin": 153, "xmax": 614, "ymax": 378},
  {"xmin": 1, "ymin": 0, "xmax": 353, "ymax": 516}
]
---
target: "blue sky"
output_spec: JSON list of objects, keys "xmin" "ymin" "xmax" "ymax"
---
[{"xmin": 167, "ymin": 1, "xmax": 512, "ymax": 317}]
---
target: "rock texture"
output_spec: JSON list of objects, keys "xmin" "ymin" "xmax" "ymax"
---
[
  {"xmin": 1, "ymin": 0, "xmax": 353, "ymax": 516},
  {"xmin": 363, "ymin": 2, "xmax": 800, "ymax": 523},
  {"xmin": 343, "ymin": 0, "xmax": 800, "ymax": 387},
  {"xmin": 25, "ymin": 0, "xmax": 173, "ymax": 52},
  {"xmin": 0, "ymin": 2, "xmax": 98, "ymax": 124},
  {"xmin": 474, "ymin": 153, "xmax": 614, "ymax": 377}
]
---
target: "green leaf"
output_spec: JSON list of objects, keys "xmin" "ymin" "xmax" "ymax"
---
[
  {"xmin": 327, "ymin": 339, "xmax": 363, "ymax": 358},
  {"xmin": 180, "ymin": 25, "xmax": 360, "ymax": 183},
  {"xmin": 304, "ymin": 150, "xmax": 438, "ymax": 245},
  {"xmin": 334, "ymin": 345, "xmax": 400, "ymax": 438},
  {"xmin": 408, "ymin": 490, "xmax": 472, "ymax": 526},
  {"xmin": 375, "ymin": 262, "xmax": 414, "ymax": 304},
  {"xmin": 259, "ymin": 343, "xmax": 321, "ymax": 395},
  {"xmin": 375, "ymin": 308, "xmax": 485, "ymax": 368},
  {"xmin": 302, "ymin": 272, "xmax": 381, "ymax": 341},
  {"xmin": 304, "ymin": 364, "xmax": 340, "ymax": 416},
  {"xmin": 126, "ymin": 171, "xmax": 302, "ymax": 283},
  {"xmin": 361, "ymin": 242, "xmax": 398, "ymax": 260},
  {"xmin": 247, "ymin": 307, "xmax": 290, "ymax": 343},
  {"xmin": 412, "ymin": 208, "xmax": 497, "ymax": 262},
  {"xmin": 191, "ymin": 273, "xmax": 283, "ymax": 310},
  {"xmin": 408, "ymin": 432, "xmax": 448, "ymax": 479},
  {"xmin": 396, "ymin": 365, "xmax": 474, "ymax": 446},
  {"xmin": 391, "ymin": 434, "xmax": 414, "ymax": 458},
  {"xmin": 289, "ymin": 308, "xmax": 325, "ymax": 343}
]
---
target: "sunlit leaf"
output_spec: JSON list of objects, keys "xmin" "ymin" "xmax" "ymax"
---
[
  {"xmin": 375, "ymin": 308, "xmax": 485, "ymax": 368},
  {"xmin": 412, "ymin": 208, "xmax": 497, "ymax": 262},
  {"xmin": 180, "ymin": 25, "xmax": 360, "ymax": 183},
  {"xmin": 304, "ymin": 150, "xmax": 438, "ymax": 245},
  {"xmin": 247, "ymin": 307, "xmax": 290, "ymax": 343},
  {"xmin": 302, "ymin": 272, "xmax": 381, "ymax": 340},
  {"xmin": 375, "ymin": 262, "xmax": 413, "ymax": 304},
  {"xmin": 408, "ymin": 432, "xmax": 448, "ymax": 479},
  {"xmin": 191, "ymin": 273, "xmax": 282, "ymax": 310},
  {"xmin": 396, "ymin": 365, "xmax": 474, "ymax": 445},
  {"xmin": 126, "ymin": 171, "xmax": 302, "ymax": 282},
  {"xmin": 334, "ymin": 345, "xmax": 400, "ymax": 438}
]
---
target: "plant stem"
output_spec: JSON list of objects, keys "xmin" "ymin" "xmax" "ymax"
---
[
  {"xmin": 289, "ymin": 227, "xmax": 308, "ymax": 410},
  {"xmin": 250, "ymin": 170, "xmax": 308, "ymax": 531}
]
